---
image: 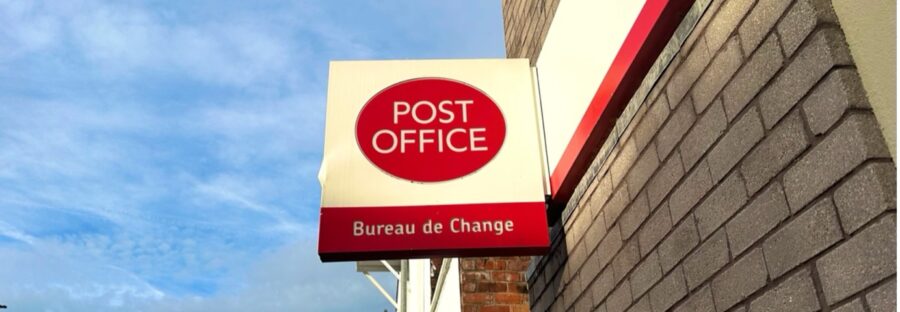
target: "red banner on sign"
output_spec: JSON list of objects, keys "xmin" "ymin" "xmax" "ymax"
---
[{"xmin": 318, "ymin": 202, "xmax": 549, "ymax": 261}]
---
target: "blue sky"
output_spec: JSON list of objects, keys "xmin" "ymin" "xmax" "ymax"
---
[{"xmin": 0, "ymin": 1, "xmax": 504, "ymax": 310}]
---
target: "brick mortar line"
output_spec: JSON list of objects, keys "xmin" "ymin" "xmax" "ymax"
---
[
  {"xmin": 527, "ymin": 253, "xmax": 563, "ymax": 304},
  {"xmin": 531, "ymin": 39, "xmax": 868, "ymax": 312},
  {"xmin": 562, "ymin": 152, "xmax": 632, "ymax": 241},
  {"xmin": 735, "ymin": 153, "xmax": 893, "ymax": 256},
  {"xmin": 539, "ymin": 44, "xmax": 689, "ymax": 299},
  {"xmin": 528, "ymin": 2, "xmax": 884, "ymax": 310},
  {"xmin": 628, "ymin": 19, "xmax": 851, "ymax": 205},
  {"xmin": 780, "ymin": 65, "xmax": 851, "ymax": 145},
  {"xmin": 620, "ymin": 24, "xmax": 862, "ymax": 226},
  {"xmin": 669, "ymin": 11, "xmax": 844, "ymax": 165},
  {"xmin": 536, "ymin": 240, "xmax": 583, "ymax": 308},
  {"xmin": 742, "ymin": 0, "xmax": 816, "ymax": 61},
  {"xmin": 536, "ymin": 53, "xmax": 762, "ymax": 312},
  {"xmin": 679, "ymin": 0, "xmax": 723, "ymax": 60},
  {"xmin": 673, "ymin": 195, "xmax": 895, "ymax": 312},
  {"xmin": 733, "ymin": 212, "xmax": 896, "ymax": 312},
  {"xmin": 562, "ymin": 153, "xmax": 688, "ymax": 309},
  {"xmin": 594, "ymin": 105, "xmax": 888, "ymax": 311},
  {"xmin": 543, "ymin": 45, "xmax": 885, "ymax": 312},
  {"xmin": 678, "ymin": 108, "xmax": 885, "ymax": 266},
  {"xmin": 856, "ymin": 274, "xmax": 897, "ymax": 312},
  {"xmin": 529, "ymin": 219, "xmax": 567, "ymax": 282},
  {"xmin": 555, "ymin": 230, "xmax": 644, "ymax": 310},
  {"xmin": 558, "ymin": 0, "xmax": 714, "ymax": 229},
  {"xmin": 674, "ymin": 11, "xmax": 809, "ymax": 177},
  {"xmin": 556, "ymin": 0, "xmax": 720, "ymax": 259},
  {"xmin": 669, "ymin": 228, "xmax": 732, "ymax": 312},
  {"xmin": 552, "ymin": 144, "xmax": 890, "ymax": 311},
  {"xmin": 809, "ymin": 242, "xmax": 835, "ymax": 312},
  {"xmin": 699, "ymin": 222, "xmax": 736, "ymax": 308},
  {"xmin": 670, "ymin": 0, "xmax": 764, "ymax": 118},
  {"xmin": 627, "ymin": 34, "xmax": 767, "ymax": 209},
  {"xmin": 588, "ymin": 215, "xmax": 700, "ymax": 311}
]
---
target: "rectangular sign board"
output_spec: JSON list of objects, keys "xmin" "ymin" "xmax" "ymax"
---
[{"xmin": 318, "ymin": 59, "xmax": 549, "ymax": 261}]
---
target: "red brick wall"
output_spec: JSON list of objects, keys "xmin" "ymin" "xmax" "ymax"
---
[{"xmin": 460, "ymin": 257, "xmax": 531, "ymax": 312}]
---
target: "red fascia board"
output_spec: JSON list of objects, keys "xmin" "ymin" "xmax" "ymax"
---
[{"xmin": 549, "ymin": 0, "xmax": 695, "ymax": 209}]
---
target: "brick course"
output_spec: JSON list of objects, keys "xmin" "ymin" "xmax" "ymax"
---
[
  {"xmin": 461, "ymin": 257, "xmax": 531, "ymax": 312},
  {"xmin": 725, "ymin": 183, "xmax": 790, "ymax": 256},
  {"xmin": 783, "ymin": 114, "xmax": 891, "ymax": 210},
  {"xmin": 682, "ymin": 228, "xmax": 729, "ymax": 290},
  {"xmin": 674, "ymin": 285, "xmax": 715, "ymax": 312},
  {"xmin": 656, "ymin": 216, "xmax": 699, "ymax": 273},
  {"xmin": 636, "ymin": 202, "xmax": 672, "ymax": 258},
  {"xmin": 501, "ymin": 0, "xmax": 560, "ymax": 65},
  {"xmin": 630, "ymin": 252, "xmax": 662, "ymax": 299},
  {"xmin": 647, "ymin": 267, "xmax": 687, "ymax": 312},
  {"xmin": 801, "ymin": 68, "xmax": 870, "ymax": 135},
  {"xmin": 833, "ymin": 162, "xmax": 896, "ymax": 233},
  {"xmin": 711, "ymin": 248, "xmax": 769, "ymax": 311},
  {"xmin": 723, "ymin": 34, "xmax": 783, "ymax": 121},
  {"xmin": 833, "ymin": 299, "xmax": 866, "ymax": 312},
  {"xmin": 758, "ymin": 28, "xmax": 853, "ymax": 129},
  {"xmin": 867, "ymin": 279, "xmax": 896, "ymax": 312},
  {"xmin": 739, "ymin": 110, "xmax": 809, "ymax": 194},
  {"xmin": 762, "ymin": 197, "xmax": 842, "ymax": 278},
  {"xmin": 738, "ymin": 0, "xmax": 793, "ymax": 55},
  {"xmin": 816, "ymin": 215, "xmax": 896, "ymax": 304},
  {"xmin": 502, "ymin": 0, "xmax": 896, "ymax": 311},
  {"xmin": 747, "ymin": 269, "xmax": 820, "ymax": 312}
]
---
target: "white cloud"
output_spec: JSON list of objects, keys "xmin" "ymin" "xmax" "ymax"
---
[
  {"xmin": 0, "ymin": 100, "xmax": 164, "ymax": 225},
  {"xmin": 0, "ymin": 0, "xmax": 339, "ymax": 91},
  {"xmin": 189, "ymin": 94, "xmax": 326, "ymax": 165},
  {"xmin": 0, "ymin": 0, "xmax": 505, "ymax": 310},
  {"xmin": 0, "ymin": 240, "xmax": 165, "ymax": 310},
  {"xmin": 69, "ymin": 3, "xmax": 301, "ymax": 88},
  {"xmin": 192, "ymin": 173, "xmax": 305, "ymax": 234},
  {"xmin": 0, "ymin": 221, "xmax": 37, "ymax": 245},
  {"xmin": 0, "ymin": 90, "xmax": 336, "ymax": 311},
  {"xmin": 149, "ymin": 236, "xmax": 397, "ymax": 312},
  {"xmin": 0, "ymin": 232, "xmax": 395, "ymax": 312},
  {"xmin": 0, "ymin": 1, "xmax": 63, "ymax": 60}
]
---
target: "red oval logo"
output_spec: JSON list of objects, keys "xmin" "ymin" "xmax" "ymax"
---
[{"xmin": 356, "ymin": 78, "xmax": 506, "ymax": 182}]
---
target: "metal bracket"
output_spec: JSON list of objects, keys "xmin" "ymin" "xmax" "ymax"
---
[{"xmin": 358, "ymin": 258, "xmax": 459, "ymax": 312}]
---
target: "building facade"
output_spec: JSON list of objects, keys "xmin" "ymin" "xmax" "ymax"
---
[{"xmin": 465, "ymin": 0, "xmax": 897, "ymax": 311}]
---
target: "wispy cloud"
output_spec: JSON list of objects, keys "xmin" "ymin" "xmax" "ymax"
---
[
  {"xmin": 0, "ymin": 0, "xmax": 504, "ymax": 310},
  {"xmin": 2, "ymin": 0, "xmax": 306, "ymax": 90}
]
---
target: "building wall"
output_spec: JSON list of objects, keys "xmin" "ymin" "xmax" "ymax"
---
[
  {"xmin": 504, "ymin": 1, "xmax": 897, "ymax": 312},
  {"xmin": 460, "ymin": 257, "xmax": 532, "ymax": 312},
  {"xmin": 501, "ymin": 0, "xmax": 561, "ymax": 64},
  {"xmin": 831, "ymin": 0, "xmax": 897, "ymax": 159},
  {"xmin": 456, "ymin": 3, "xmax": 562, "ymax": 310}
]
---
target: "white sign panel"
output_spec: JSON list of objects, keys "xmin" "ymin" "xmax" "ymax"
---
[{"xmin": 318, "ymin": 59, "xmax": 549, "ymax": 261}]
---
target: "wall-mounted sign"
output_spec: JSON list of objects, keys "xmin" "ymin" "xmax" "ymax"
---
[{"xmin": 318, "ymin": 59, "xmax": 549, "ymax": 261}]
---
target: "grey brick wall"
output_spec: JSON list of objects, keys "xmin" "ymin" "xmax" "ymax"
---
[
  {"xmin": 501, "ymin": 0, "xmax": 560, "ymax": 64},
  {"xmin": 504, "ymin": 0, "xmax": 897, "ymax": 311}
]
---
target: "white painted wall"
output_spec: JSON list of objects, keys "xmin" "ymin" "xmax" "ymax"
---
[
  {"xmin": 536, "ymin": 0, "xmax": 646, "ymax": 173},
  {"xmin": 832, "ymin": 0, "xmax": 896, "ymax": 158},
  {"xmin": 434, "ymin": 259, "xmax": 461, "ymax": 312},
  {"xmin": 406, "ymin": 259, "xmax": 432, "ymax": 312}
]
